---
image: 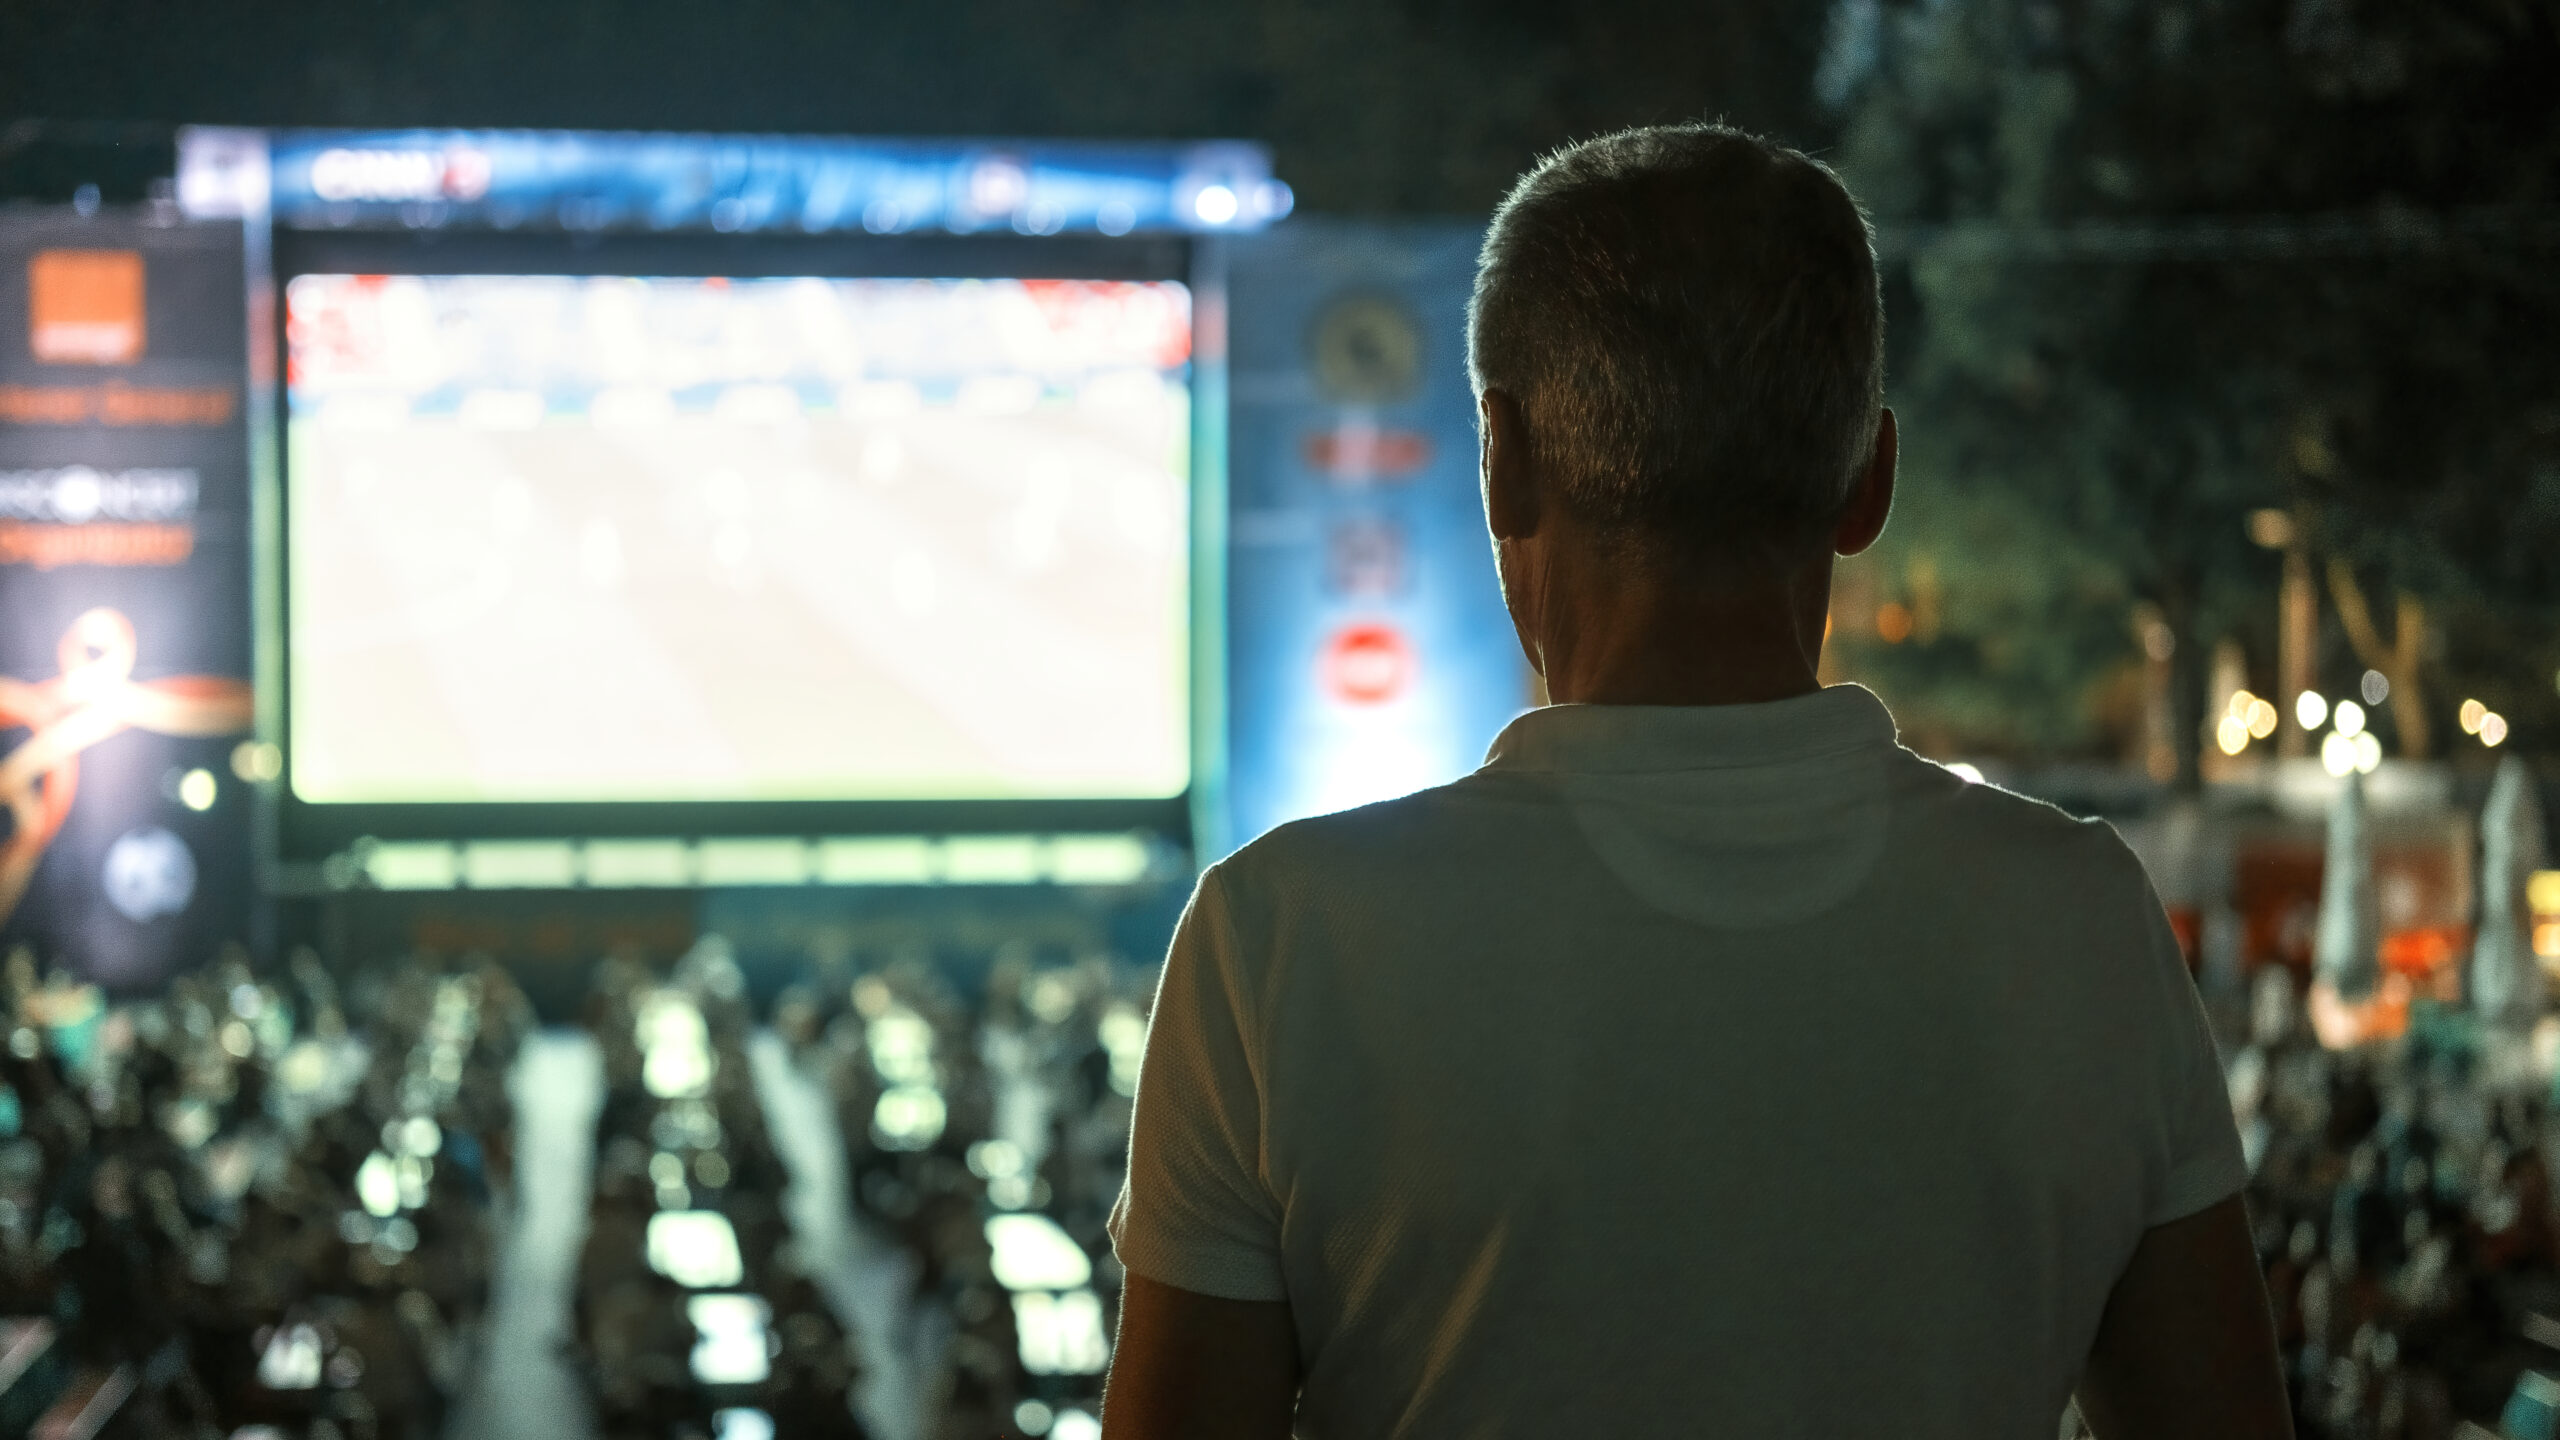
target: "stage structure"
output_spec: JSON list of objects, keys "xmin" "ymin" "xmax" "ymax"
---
[{"xmin": 0, "ymin": 128, "xmax": 1531, "ymax": 986}]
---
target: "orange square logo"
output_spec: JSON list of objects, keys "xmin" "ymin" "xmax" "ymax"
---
[{"xmin": 29, "ymin": 249, "xmax": 146, "ymax": 364}]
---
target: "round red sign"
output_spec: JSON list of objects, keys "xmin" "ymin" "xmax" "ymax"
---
[{"xmin": 1320, "ymin": 623, "xmax": 1415, "ymax": 704}]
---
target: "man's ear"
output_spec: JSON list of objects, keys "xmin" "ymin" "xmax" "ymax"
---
[
  {"xmin": 1481, "ymin": 389, "xmax": 1541, "ymax": 542},
  {"xmin": 1833, "ymin": 407, "xmax": 1897, "ymax": 558}
]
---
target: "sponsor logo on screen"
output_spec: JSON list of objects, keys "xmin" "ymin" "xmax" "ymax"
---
[
  {"xmin": 1309, "ymin": 294, "xmax": 1422, "ymax": 403},
  {"xmin": 0, "ymin": 466, "xmax": 200, "ymax": 568},
  {"xmin": 0, "ymin": 381, "xmax": 235, "ymax": 427},
  {"xmin": 1304, "ymin": 422, "xmax": 1430, "ymax": 484},
  {"xmin": 1320, "ymin": 622, "xmax": 1417, "ymax": 705},
  {"xmin": 1325, "ymin": 516, "xmax": 1409, "ymax": 598},
  {"xmin": 307, "ymin": 147, "xmax": 494, "ymax": 204},
  {"xmin": 27, "ymin": 249, "xmax": 144, "ymax": 365},
  {"xmin": 102, "ymin": 828, "xmax": 197, "ymax": 924},
  {"xmin": 0, "ymin": 466, "xmax": 198, "ymax": 523}
]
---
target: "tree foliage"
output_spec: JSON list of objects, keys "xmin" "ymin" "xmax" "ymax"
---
[{"xmin": 1826, "ymin": 0, "xmax": 2560, "ymax": 774}]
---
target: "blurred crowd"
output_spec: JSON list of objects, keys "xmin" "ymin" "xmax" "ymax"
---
[
  {"xmin": 2172, "ymin": 964, "xmax": 2560, "ymax": 1440},
  {"xmin": 0, "ymin": 923, "xmax": 1164, "ymax": 1440},
  {"xmin": 0, "ymin": 945, "xmax": 526, "ymax": 1439},
  {"xmin": 65, "ymin": 924, "xmax": 2560, "ymax": 1440}
]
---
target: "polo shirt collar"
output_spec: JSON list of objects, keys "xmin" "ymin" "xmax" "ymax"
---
[{"xmin": 1482, "ymin": 683, "xmax": 1899, "ymax": 775}]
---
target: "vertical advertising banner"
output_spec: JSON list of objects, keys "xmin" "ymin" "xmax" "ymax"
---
[
  {"xmin": 1222, "ymin": 220, "xmax": 1527, "ymax": 849},
  {"xmin": 0, "ymin": 211, "xmax": 253, "ymax": 991}
]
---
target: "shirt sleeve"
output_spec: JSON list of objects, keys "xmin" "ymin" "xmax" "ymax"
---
[
  {"xmin": 2133, "ymin": 871, "xmax": 2251, "ymax": 1228},
  {"xmin": 1108, "ymin": 866, "xmax": 1289, "ymax": 1302}
]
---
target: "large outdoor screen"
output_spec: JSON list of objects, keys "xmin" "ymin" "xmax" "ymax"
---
[{"xmin": 282, "ymin": 272, "xmax": 1192, "ymax": 806}]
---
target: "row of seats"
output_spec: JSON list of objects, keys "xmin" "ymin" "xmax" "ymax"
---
[
  {"xmin": 780, "ymin": 950, "xmax": 1149, "ymax": 1440},
  {"xmin": 573, "ymin": 948, "xmax": 867, "ymax": 1440}
]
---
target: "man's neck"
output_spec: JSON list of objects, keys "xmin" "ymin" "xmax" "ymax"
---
[{"xmin": 1518, "ymin": 534, "xmax": 1832, "ymax": 707}]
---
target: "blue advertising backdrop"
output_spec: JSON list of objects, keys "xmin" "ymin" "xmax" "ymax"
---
[{"xmin": 1219, "ymin": 219, "xmax": 1524, "ymax": 854}]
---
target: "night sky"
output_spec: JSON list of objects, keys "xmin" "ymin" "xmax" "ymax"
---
[{"xmin": 1, "ymin": 0, "xmax": 1832, "ymax": 213}]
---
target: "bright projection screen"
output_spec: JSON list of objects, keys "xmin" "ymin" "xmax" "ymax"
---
[{"xmin": 282, "ymin": 272, "xmax": 1193, "ymax": 806}]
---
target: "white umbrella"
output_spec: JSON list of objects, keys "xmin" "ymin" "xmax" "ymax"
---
[
  {"xmin": 2469, "ymin": 753, "xmax": 2547, "ymax": 1025},
  {"xmin": 2314, "ymin": 770, "xmax": 2382, "ymax": 1002}
]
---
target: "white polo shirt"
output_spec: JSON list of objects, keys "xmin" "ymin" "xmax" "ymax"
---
[{"xmin": 1111, "ymin": 684, "xmax": 2247, "ymax": 1439}]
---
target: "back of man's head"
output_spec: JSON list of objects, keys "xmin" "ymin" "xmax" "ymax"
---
[{"xmin": 1469, "ymin": 124, "xmax": 1884, "ymax": 567}]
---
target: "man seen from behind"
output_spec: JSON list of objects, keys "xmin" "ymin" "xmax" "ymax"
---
[{"xmin": 1100, "ymin": 123, "xmax": 2292, "ymax": 1440}]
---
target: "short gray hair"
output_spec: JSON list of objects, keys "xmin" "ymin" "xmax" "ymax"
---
[{"xmin": 1468, "ymin": 123, "xmax": 1885, "ymax": 559}]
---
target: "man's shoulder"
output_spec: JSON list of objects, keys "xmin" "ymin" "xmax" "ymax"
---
[
  {"xmin": 1229, "ymin": 783, "xmax": 1464, "ymax": 861},
  {"xmin": 1211, "ymin": 776, "xmax": 1501, "ymax": 893},
  {"xmin": 1885, "ymin": 748, "xmax": 2149, "ymax": 892}
]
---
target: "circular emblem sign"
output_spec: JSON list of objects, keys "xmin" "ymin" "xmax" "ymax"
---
[
  {"xmin": 1310, "ymin": 295, "xmax": 1422, "ymax": 405},
  {"xmin": 103, "ymin": 827, "xmax": 196, "ymax": 923}
]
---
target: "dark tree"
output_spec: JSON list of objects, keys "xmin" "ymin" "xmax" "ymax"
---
[{"xmin": 1826, "ymin": 0, "xmax": 2560, "ymax": 776}]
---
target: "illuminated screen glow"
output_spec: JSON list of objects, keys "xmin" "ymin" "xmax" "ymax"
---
[{"xmin": 283, "ymin": 273, "xmax": 1192, "ymax": 804}]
